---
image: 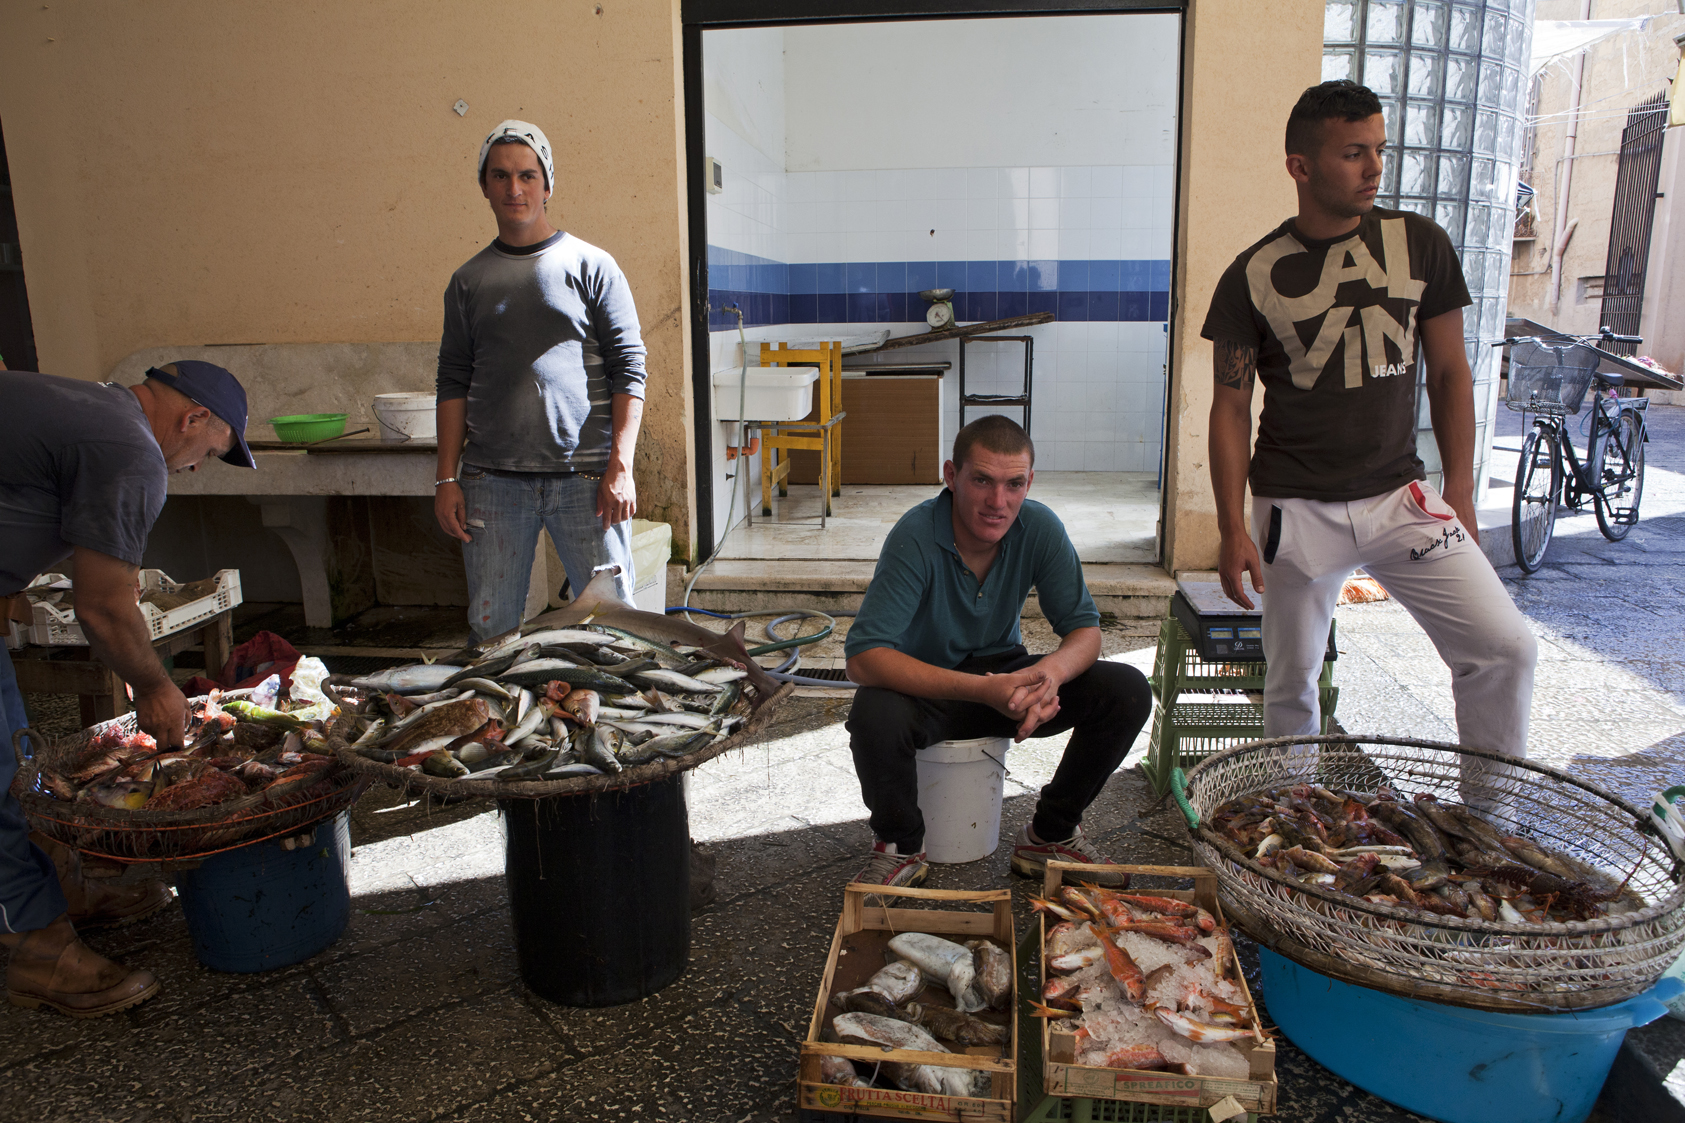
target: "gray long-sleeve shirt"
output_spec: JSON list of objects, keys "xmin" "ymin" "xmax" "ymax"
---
[{"xmin": 437, "ymin": 231, "xmax": 647, "ymax": 473}]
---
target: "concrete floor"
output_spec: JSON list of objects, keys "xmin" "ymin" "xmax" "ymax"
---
[
  {"xmin": 4, "ymin": 405, "xmax": 1683, "ymax": 1123},
  {"xmin": 722, "ymin": 471, "xmax": 1159, "ymax": 564}
]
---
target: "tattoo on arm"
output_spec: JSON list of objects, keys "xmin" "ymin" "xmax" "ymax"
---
[{"xmin": 1213, "ymin": 339, "xmax": 1257, "ymax": 392}]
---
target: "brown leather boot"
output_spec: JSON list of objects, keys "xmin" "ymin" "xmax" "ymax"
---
[
  {"xmin": 29, "ymin": 831, "xmax": 173, "ymax": 930},
  {"xmin": 3, "ymin": 915, "xmax": 160, "ymax": 1017}
]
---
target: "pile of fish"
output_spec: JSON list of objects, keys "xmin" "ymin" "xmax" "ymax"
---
[
  {"xmin": 818, "ymin": 932, "xmax": 1012, "ymax": 1098},
  {"xmin": 1030, "ymin": 885, "xmax": 1257, "ymax": 1077},
  {"xmin": 32, "ymin": 692, "xmax": 338, "ymax": 813},
  {"xmin": 333, "ymin": 574, "xmax": 778, "ymax": 784},
  {"xmin": 1211, "ymin": 785, "xmax": 1644, "ymax": 923}
]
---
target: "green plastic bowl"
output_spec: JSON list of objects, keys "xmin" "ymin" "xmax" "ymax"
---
[{"xmin": 268, "ymin": 413, "xmax": 349, "ymax": 443}]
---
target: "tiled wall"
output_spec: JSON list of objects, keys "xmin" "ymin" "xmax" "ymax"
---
[
  {"xmin": 707, "ymin": 253, "xmax": 1171, "ymax": 331},
  {"xmin": 701, "ymin": 18, "xmax": 1176, "ymax": 493},
  {"xmin": 706, "ymin": 164, "xmax": 1173, "ymax": 330}
]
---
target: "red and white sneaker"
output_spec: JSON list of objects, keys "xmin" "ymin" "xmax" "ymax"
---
[
  {"xmin": 1009, "ymin": 825, "xmax": 1129, "ymax": 887},
  {"xmin": 850, "ymin": 841, "xmax": 929, "ymax": 890}
]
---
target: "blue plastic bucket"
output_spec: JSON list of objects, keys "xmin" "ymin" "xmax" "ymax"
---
[
  {"xmin": 1260, "ymin": 947, "xmax": 1684, "ymax": 1123},
  {"xmin": 174, "ymin": 811, "xmax": 351, "ymax": 973}
]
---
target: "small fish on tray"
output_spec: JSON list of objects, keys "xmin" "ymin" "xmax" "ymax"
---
[
  {"xmin": 1029, "ymin": 884, "xmax": 1258, "ymax": 1078},
  {"xmin": 1210, "ymin": 784, "xmax": 1646, "ymax": 923},
  {"xmin": 329, "ymin": 580, "xmax": 773, "ymax": 784}
]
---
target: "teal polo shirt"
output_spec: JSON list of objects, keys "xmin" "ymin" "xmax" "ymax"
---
[{"xmin": 845, "ymin": 489, "xmax": 1099, "ymax": 670}]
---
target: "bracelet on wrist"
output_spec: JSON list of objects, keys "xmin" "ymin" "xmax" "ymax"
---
[{"xmin": 435, "ymin": 477, "xmax": 458, "ymax": 487}]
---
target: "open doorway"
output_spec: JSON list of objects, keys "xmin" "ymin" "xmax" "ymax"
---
[{"xmin": 693, "ymin": 12, "xmax": 1178, "ymax": 569}]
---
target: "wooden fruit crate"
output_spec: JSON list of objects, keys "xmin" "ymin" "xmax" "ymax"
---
[
  {"xmin": 1039, "ymin": 862, "xmax": 1277, "ymax": 1115},
  {"xmin": 799, "ymin": 884, "xmax": 1017, "ymax": 1122}
]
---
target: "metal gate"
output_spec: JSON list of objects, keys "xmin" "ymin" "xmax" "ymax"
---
[{"xmin": 1597, "ymin": 91, "xmax": 1670, "ymax": 355}]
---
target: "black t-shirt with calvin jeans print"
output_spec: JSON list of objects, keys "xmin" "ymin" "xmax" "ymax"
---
[{"xmin": 1201, "ymin": 206, "xmax": 1471, "ymax": 502}]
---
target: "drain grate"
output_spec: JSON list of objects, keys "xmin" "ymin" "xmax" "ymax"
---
[{"xmin": 787, "ymin": 667, "xmax": 850, "ymax": 681}]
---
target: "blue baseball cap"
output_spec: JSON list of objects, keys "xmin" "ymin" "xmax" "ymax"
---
[{"xmin": 144, "ymin": 361, "xmax": 257, "ymax": 469}]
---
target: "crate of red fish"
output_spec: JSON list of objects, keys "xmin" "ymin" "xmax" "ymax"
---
[
  {"xmin": 1030, "ymin": 861, "xmax": 1277, "ymax": 1114},
  {"xmin": 800, "ymin": 884, "xmax": 1017, "ymax": 1122},
  {"xmin": 1175, "ymin": 734, "xmax": 1685, "ymax": 1013},
  {"xmin": 10, "ymin": 690, "xmax": 367, "ymax": 863}
]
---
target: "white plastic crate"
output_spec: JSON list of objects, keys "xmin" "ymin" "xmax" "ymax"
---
[{"xmin": 17, "ymin": 569, "xmax": 242, "ymax": 647}]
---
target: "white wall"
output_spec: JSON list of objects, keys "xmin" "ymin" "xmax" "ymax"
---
[
  {"xmin": 702, "ymin": 13, "xmax": 1178, "ymax": 484},
  {"xmin": 782, "ymin": 16, "xmax": 1178, "ymax": 172},
  {"xmin": 703, "ymin": 25, "xmax": 786, "ymax": 265}
]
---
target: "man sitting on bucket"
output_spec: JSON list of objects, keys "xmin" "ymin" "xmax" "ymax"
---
[{"xmin": 844, "ymin": 415, "xmax": 1153, "ymax": 889}]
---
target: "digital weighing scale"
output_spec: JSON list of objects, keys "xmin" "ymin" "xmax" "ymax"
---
[{"xmin": 1171, "ymin": 574, "xmax": 1336, "ymax": 663}]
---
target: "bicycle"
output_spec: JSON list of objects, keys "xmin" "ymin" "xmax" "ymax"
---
[{"xmin": 1494, "ymin": 328, "xmax": 1649, "ymax": 573}]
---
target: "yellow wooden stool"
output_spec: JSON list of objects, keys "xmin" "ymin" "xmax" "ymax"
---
[{"xmin": 758, "ymin": 341, "xmax": 845, "ymax": 523}]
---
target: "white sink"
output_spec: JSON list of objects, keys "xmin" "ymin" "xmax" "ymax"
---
[{"xmin": 712, "ymin": 365, "xmax": 819, "ymax": 421}]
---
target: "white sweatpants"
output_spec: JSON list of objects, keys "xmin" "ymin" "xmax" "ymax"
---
[{"xmin": 1253, "ymin": 481, "xmax": 1537, "ymax": 760}]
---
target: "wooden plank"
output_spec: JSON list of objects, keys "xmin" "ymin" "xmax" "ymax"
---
[
  {"xmin": 10, "ymin": 656, "xmax": 123, "ymax": 695},
  {"xmin": 800, "ymin": 1081, "xmax": 1012, "ymax": 1122},
  {"xmin": 805, "ymin": 1042, "xmax": 1015, "ymax": 1072},
  {"xmin": 859, "ymin": 908, "xmax": 998, "ymax": 936},
  {"xmin": 847, "ymin": 884, "xmax": 1012, "ymax": 903},
  {"xmin": 872, "ymin": 311, "xmax": 1055, "ymax": 352},
  {"xmin": 202, "ymin": 612, "xmax": 234, "ymax": 684}
]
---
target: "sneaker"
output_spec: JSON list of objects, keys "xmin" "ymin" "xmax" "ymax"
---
[
  {"xmin": 1010, "ymin": 825, "xmax": 1129, "ymax": 887},
  {"xmin": 850, "ymin": 841, "xmax": 929, "ymax": 891}
]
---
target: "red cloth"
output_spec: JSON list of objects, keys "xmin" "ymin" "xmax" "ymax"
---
[{"xmin": 185, "ymin": 631, "xmax": 303, "ymax": 697}]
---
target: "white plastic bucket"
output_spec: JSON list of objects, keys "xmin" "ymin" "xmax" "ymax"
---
[
  {"xmin": 914, "ymin": 736, "xmax": 1009, "ymax": 864},
  {"xmin": 373, "ymin": 393, "xmax": 437, "ymax": 442}
]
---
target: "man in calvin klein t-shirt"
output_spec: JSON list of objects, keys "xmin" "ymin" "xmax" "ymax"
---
[{"xmin": 1200, "ymin": 80, "xmax": 1536, "ymax": 770}]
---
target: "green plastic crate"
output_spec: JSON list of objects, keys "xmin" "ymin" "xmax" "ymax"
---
[
  {"xmin": 1140, "ymin": 613, "xmax": 1336, "ymax": 796},
  {"xmin": 1021, "ymin": 1096, "xmax": 1256, "ymax": 1122}
]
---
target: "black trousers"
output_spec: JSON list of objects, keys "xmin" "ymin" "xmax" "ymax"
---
[{"xmin": 845, "ymin": 648, "xmax": 1153, "ymax": 854}]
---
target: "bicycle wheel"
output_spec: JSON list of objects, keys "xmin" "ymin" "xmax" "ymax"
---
[
  {"xmin": 1594, "ymin": 409, "xmax": 1645, "ymax": 541},
  {"xmin": 1512, "ymin": 426, "xmax": 1560, "ymax": 573}
]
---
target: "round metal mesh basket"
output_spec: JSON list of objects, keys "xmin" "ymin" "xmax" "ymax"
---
[
  {"xmin": 1177, "ymin": 734, "xmax": 1685, "ymax": 1013},
  {"xmin": 11, "ymin": 692, "xmax": 369, "ymax": 864}
]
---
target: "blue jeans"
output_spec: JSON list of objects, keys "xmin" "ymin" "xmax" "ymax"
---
[
  {"xmin": 460, "ymin": 465, "xmax": 636, "ymax": 643},
  {"xmin": 0, "ymin": 644, "xmax": 69, "ymax": 933}
]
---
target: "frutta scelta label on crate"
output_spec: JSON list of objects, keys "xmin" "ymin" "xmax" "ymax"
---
[{"xmin": 803, "ymin": 1083, "xmax": 1008, "ymax": 1121}]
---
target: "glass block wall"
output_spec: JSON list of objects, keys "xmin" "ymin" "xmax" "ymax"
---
[{"xmin": 1323, "ymin": 0, "xmax": 1534, "ymax": 499}]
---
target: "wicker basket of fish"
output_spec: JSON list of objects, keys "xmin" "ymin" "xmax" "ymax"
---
[
  {"xmin": 1172, "ymin": 733, "xmax": 1685, "ymax": 1013},
  {"xmin": 11, "ymin": 689, "xmax": 368, "ymax": 863},
  {"xmin": 326, "ymin": 574, "xmax": 791, "ymax": 799}
]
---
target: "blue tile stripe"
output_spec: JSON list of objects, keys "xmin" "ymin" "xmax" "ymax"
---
[{"xmin": 706, "ymin": 248, "xmax": 1170, "ymax": 329}]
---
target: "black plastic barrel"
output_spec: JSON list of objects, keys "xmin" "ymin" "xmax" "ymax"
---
[{"xmin": 499, "ymin": 774, "xmax": 690, "ymax": 1006}]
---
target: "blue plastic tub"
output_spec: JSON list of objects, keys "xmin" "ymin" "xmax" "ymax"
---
[
  {"xmin": 174, "ymin": 811, "xmax": 351, "ymax": 973},
  {"xmin": 1260, "ymin": 947, "xmax": 1684, "ymax": 1123}
]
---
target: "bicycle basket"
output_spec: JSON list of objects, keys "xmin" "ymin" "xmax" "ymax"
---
[{"xmin": 1506, "ymin": 340, "xmax": 1600, "ymax": 415}]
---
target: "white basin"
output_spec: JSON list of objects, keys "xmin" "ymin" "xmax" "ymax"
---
[{"xmin": 712, "ymin": 366, "xmax": 819, "ymax": 422}]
